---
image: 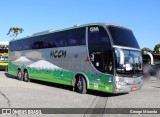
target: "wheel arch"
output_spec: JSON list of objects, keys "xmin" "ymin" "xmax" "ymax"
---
[{"xmin": 72, "ymin": 72, "xmax": 89, "ymax": 89}]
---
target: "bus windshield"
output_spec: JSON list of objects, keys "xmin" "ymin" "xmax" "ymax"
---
[
  {"xmin": 108, "ymin": 26, "xmax": 140, "ymax": 49},
  {"xmin": 115, "ymin": 48, "xmax": 143, "ymax": 76}
]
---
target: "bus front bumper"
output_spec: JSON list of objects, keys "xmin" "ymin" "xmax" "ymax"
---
[
  {"xmin": 112, "ymin": 76, "xmax": 143, "ymax": 93},
  {"xmin": 113, "ymin": 83, "xmax": 143, "ymax": 93}
]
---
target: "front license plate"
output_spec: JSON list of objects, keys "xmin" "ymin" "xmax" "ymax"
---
[{"xmin": 131, "ymin": 86, "xmax": 137, "ymax": 91}]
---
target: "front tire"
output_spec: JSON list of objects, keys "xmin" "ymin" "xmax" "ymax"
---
[{"xmin": 76, "ymin": 75, "xmax": 87, "ymax": 94}]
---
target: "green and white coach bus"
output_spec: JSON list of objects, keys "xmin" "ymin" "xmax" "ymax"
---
[{"xmin": 8, "ymin": 23, "xmax": 143, "ymax": 94}]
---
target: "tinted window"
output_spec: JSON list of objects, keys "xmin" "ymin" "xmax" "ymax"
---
[
  {"xmin": 108, "ymin": 26, "xmax": 140, "ymax": 49},
  {"xmin": 67, "ymin": 28, "xmax": 86, "ymax": 46},
  {"xmin": 31, "ymin": 35, "xmax": 54, "ymax": 49},
  {"xmin": 9, "ymin": 27, "xmax": 86, "ymax": 51},
  {"xmin": 88, "ymin": 26, "xmax": 113, "ymax": 74},
  {"xmin": 88, "ymin": 26, "xmax": 111, "ymax": 51},
  {"xmin": 9, "ymin": 40, "xmax": 23, "ymax": 51}
]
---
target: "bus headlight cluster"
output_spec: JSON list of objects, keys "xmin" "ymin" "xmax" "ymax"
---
[
  {"xmin": 116, "ymin": 77, "xmax": 126, "ymax": 86},
  {"xmin": 118, "ymin": 81, "xmax": 126, "ymax": 86}
]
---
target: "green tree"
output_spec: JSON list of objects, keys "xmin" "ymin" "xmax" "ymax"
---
[
  {"xmin": 7, "ymin": 27, "xmax": 24, "ymax": 38},
  {"xmin": 141, "ymin": 47, "xmax": 153, "ymax": 53},
  {"xmin": 154, "ymin": 44, "xmax": 160, "ymax": 54}
]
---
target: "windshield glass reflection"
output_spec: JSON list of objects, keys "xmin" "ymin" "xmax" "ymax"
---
[{"xmin": 115, "ymin": 48, "xmax": 143, "ymax": 76}]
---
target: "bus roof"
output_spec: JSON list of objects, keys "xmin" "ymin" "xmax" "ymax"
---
[{"xmin": 10, "ymin": 23, "xmax": 130, "ymax": 42}]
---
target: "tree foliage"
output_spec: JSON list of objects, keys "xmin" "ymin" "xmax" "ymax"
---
[
  {"xmin": 7, "ymin": 27, "xmax": 24, "ymax": 38},
  {"xmin": 154, "ymin": 43, "xmax": 160, "ymax": 54},
  {"xmin": 141, "ymin": 47, "xmax": 153, "ymax": 53}
]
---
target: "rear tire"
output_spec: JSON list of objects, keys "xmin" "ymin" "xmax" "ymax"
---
[
  {"xmin": 76, "ymin": 75, "xmax": 87, "ymax": 94},
  {"xmin": 17, "ymin": 70, "xmax": 23, "ymax": 81},
  {"xmin": 24, "ymin": 71, "xmax": 30, "ymax": 82}
]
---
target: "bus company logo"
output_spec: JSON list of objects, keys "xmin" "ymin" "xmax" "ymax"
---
[
  {"xmin": 50, "ymin": 50, "xmax": 66, "ymax": 58},
  {"xmin": 90, "ymin": 27, "xmax": 99, "ymax": 32}
]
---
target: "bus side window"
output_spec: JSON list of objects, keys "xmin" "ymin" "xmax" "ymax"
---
[
  {"xmin": 81, "ymin": 39, "xmax": 85, "ymax": 45},
  {"xmin": 58, "ymin": 39, "xmax": 65, "ymax": 47},
  {"xmin": 67, "ymin": 27, "xmax": 85, "ymax": 46},
  {"xmin": 68, "ymin": 38, "xmax": 77, "ymax": 46}
]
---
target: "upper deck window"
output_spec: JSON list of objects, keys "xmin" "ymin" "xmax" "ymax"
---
[{"xmin": 9, "ymin": 27, "xmax": 86, "ymax": 51}]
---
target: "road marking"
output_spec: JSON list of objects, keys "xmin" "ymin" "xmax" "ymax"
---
[
  {"xmin": 83, "ymin": 96, "xmax": 108, "ymax": 117},
  {"xmin": 0, "ymin": 91, "xmax": 11, "ymax": 107}
]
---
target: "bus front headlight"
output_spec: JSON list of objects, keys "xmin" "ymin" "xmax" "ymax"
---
[{"xmin": 116, "ymin": 77, "xmax": 126, "ymax": 86}]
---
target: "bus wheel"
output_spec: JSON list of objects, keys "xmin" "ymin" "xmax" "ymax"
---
[
  {"xmin": 76, "ymin": 75, "xmax": 87, "ymax": 94},
  {"xmin": 17, "ymin": 70, "xmax": 23, "ymax": 81},
  {"xmin": 24, "ymin": 71, "xmax": 30, "ymax": 82}
]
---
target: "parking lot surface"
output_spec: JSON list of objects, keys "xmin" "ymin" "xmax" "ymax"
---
[{"xmin": 0, "ymin": 71, "xmax": 160, "ymax": 117}]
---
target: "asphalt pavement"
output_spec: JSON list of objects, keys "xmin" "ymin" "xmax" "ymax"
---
[{"xmin": 0, "ymin": 71, "xmax": 160, "ymax": 117}]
